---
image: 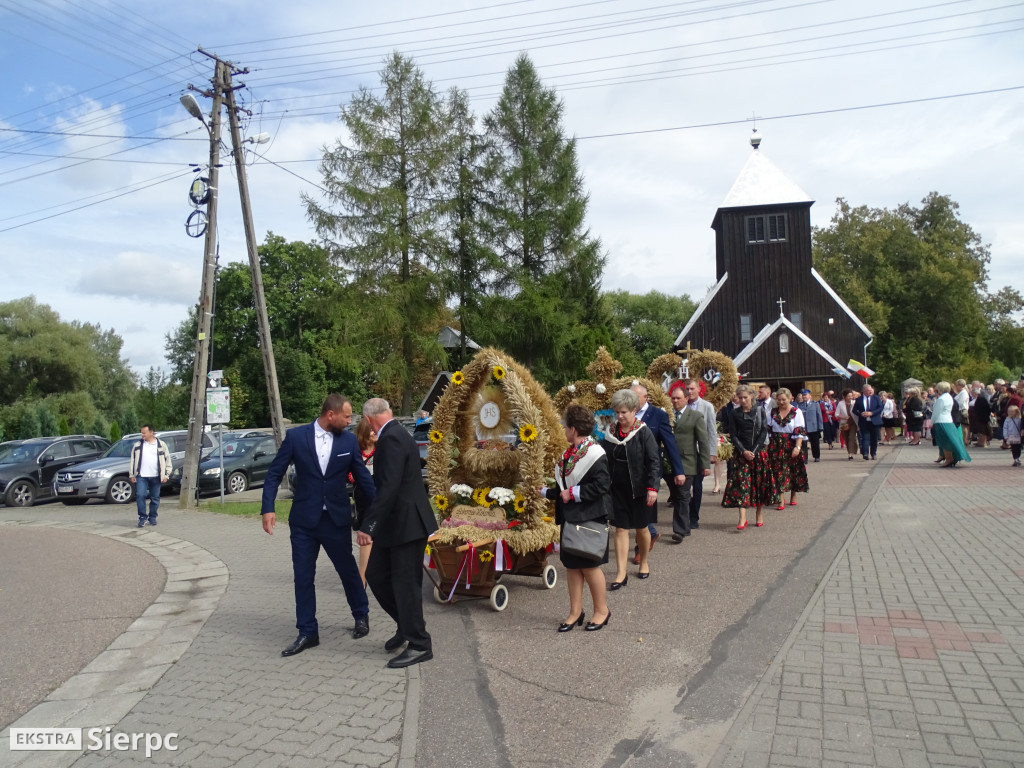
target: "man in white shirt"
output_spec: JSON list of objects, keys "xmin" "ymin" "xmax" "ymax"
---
[{"xmin": 129, "ymin": 425, "xmax": 172, "ymax": 527}]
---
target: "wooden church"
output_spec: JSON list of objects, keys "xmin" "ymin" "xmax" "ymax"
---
[{"xmin": 673, "ymin": 132, "xmax": 872, "ymax": 397}]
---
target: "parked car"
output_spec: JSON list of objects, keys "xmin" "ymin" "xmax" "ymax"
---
[
  {"xmin": 197, "ymin": 435, "xmax": 279, "ymax": 494},
  {"xmin": 0, "ymin": 435, "xmax": 110, "ymax": 507},
  {"xmin": 0, "ymin": 440, "xmax": 26, "ymax": 461},
  {"xmin": 52, "ymin": 430, "xmax": 212, "ymax": 505}
]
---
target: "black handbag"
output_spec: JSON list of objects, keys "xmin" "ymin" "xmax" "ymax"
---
[{"xmin": 560, "ymin": 518, "xmax": 610, "ymax": 562}]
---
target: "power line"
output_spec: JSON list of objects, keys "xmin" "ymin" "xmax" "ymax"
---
[
  {"xmin": 572, "ymin": 84, "xmax": 1024, "ymax": 140},
  {"xmin": 0, "ymin": 168, "xmax": 193, "ymax": 232}
]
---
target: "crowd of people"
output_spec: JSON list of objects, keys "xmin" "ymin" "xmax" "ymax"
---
[{"xmin": 547, "ymin": 374, "xmax": 1024, "ymax": 632}]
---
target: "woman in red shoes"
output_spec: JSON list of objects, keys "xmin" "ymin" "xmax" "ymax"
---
[
  {"xmin": 768, "ymin": 388, "xmax": 808, "ymax": 509},
  {"xmin": 722, "ymin": 385, "xmax": 774, "ymax": 529}
]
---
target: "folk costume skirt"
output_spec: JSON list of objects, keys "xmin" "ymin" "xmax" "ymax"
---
[
  {"xmin": 722, "ymin": 450, "xmax": 776, "ymax": 508},
  {"xmin": 768, "ymin": 433, "xmax": 809, "ymax": 496}
]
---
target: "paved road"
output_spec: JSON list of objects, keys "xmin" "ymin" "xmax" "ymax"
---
[
  {"xmin": 2, "ymin": 440, "xmax": 1021, "ymax": 766},
  {"xmin": 0, "ymin": 528, "xmax": 164, "ymax": 728}
]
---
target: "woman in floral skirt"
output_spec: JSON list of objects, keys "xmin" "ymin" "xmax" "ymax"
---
[
  {"xmin": 722, "ymin": 385, "xmax": 774, "ymax": 529},
  {"xmin": 768, "ymin": 388, "xmax": 808, "ymax": 509}
]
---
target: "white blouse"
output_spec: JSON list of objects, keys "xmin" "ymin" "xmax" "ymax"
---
[{"xmin": 769, "ymin": 408, "xmax": 806, "ymax": 441}]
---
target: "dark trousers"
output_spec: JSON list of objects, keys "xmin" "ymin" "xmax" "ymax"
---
[
  {"xmin": 803, "ymin": 431, "xmax": 821, "ymax": 461},
  {"xmin": 689, "ymin": 473, "xmax": 704, "ymax": 526},
  {"xmin": 135, "ymin": 476, "xmax": 160, "ymax": 521},
  {"xmin": 822, "ymin": 420, "xmax": 836, "ymax": 446},
  {"xmin": 366, "ymin": 537, "xmax": 431, "ymax": 652},
  {"xmin": 672, "ymin": 476, "xmax": 694, "ymax": 536},
  {"xmin": 290, "ymin": 514, "xmax": 369, "ymax": 635},
  {"xmin": 859, "ymin": 424, "xmax": 880, "ymax": 458}
]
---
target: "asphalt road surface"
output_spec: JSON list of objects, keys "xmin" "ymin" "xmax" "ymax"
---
[{"xmin": 0, "ymin": 527, "xmax": 165, "ymax": 728}]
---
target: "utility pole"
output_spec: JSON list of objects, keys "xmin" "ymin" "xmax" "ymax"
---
[
  {"xmin": 179, "ymin": 60, "xmax": 226, "ymax": 510},
  {"xmin": 224, "ymin": 84, "xmax": 287, "ymax": 449}
]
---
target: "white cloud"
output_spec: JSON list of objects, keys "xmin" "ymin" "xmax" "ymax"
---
[{"xmin": 76, "ymin": 251, "xmax": 198, "ymax": 304}]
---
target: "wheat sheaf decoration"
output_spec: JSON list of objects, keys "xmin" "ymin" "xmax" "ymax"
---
[
  {"xmin": 426, "ymin": 347, "xmax": 565, "ymax": 555},
  {"xmin": 553, "ymin": 346, "xmax": 675, "ymax": 436},
  {"xmin": 647, "ymin": 347, "xmax": 739, "ymax": 412}
]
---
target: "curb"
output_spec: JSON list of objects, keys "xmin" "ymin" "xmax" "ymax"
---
[{"xmin": 1, "ymin": 520, "xmax": 228, "ymax": 767}]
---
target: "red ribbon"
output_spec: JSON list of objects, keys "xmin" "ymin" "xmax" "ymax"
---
[{"xmin": 462, "ymin": 543, "xmax": 479, "ymax": 588}]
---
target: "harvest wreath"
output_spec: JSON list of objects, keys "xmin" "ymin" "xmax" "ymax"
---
[{"xmin": 426, "ymin": 347, "xmax": 566, "ymax": 554}]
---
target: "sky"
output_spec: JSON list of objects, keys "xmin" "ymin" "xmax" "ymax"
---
[{"xmin": 1, "ymin": 0, "xmax": 1022, "ymax": 376}]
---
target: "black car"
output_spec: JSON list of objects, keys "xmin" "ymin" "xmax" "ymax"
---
[
  {"xmin": 197, "ymin": 435, "xmax": 278, "ymax": 494},
  {"xmin": 0, "ymin": 435, "xmax": 111, "ymax": 507}
]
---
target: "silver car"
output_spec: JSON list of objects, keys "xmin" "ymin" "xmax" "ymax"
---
[{"xmin": 54, "ymin": 431, "xmax": 214, "ymax": 505}]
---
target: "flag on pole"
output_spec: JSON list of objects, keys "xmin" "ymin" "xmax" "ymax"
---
[
  {"xmin": 833, "ymin": 366, "xmax": 852, "ymax": 379},
  {"xmin": 847, "ymin": 359, "xmax": 874, "ymax": 378}
]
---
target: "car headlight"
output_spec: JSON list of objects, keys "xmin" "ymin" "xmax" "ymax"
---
[
  {"xmin": 84, "ymin": 468, "xmax": 115, "ymax": 480},
  {"xmin": 202, "ymin": 468, "xmax": 221, "ymax": 476}
]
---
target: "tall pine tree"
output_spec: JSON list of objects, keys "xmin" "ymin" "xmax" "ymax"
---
[
  {"xmin": 305, "ymin": 53, "xmax": 450, "ymax": 414},
  {"xmin": 480, "ymin": 54, "xmax": 609, "ymax": 384}
]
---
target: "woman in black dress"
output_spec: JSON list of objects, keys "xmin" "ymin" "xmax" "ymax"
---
[
  {"xmin": 903, "ymin": 388, "xmax": 925, "ymax": 445},
  {"xmin": 541, "ymin": 404, "xmax": 611, "ymax": 632},
  {"xmin": 600, "ymin": 388, "xmax": 660, "ymax": 589}
]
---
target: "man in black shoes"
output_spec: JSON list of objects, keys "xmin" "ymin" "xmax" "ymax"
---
[
  {"xmin": 359, "ymin": 398, "xmax": 438, "ymax": 668},
  {"xmin": 262, "ymin": 394, "xmax": 376, "ymax": 657}
]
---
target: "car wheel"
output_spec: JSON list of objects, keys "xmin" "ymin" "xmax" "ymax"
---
[
  {"xmin": 61, "ymin": 499, "xmax": 89, "ymax": 506},
  {"xmin": 106, "ymin": 477, "xmax": 136, "ymax": 505},
  {"xmin": 5, "ymin": 480, "xmax": 36, "ymax": 508},
  {"xmin": 227, "ymin": 471, "xmax": 248, "ymax": 494}
]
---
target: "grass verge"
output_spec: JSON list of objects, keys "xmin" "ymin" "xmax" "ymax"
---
[{"xmin": 201, "ymin": 499, "xmax": 291, "ymax": 523}]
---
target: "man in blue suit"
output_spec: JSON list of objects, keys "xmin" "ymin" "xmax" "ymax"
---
[
  {"xmin": 262, "ymin": 394, "xmax": 376, "ymax": 657},
  {"xmin": 851, "ymin": 384, "xmax": 883, "ymax": 461},
  {"xmin": 632, "ymin": 384, "xmax": 685, "ymax": 558}
]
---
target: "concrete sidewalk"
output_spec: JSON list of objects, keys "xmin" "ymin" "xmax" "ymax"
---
[{"xmin": 711, "ymin": 443, "xmax": 1024, "ymax": 767}]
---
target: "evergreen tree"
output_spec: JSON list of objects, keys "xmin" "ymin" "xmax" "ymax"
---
[
  {"xmin": 480, "ymin": 54, "xmax": 609, "ymax": 383},
  {"xmin": 58, "ymin": 415, "xmax": 70, "ymax": 436},
  {"xmin": 305, "ymin": 53, "xmax": 449, "ymax": 414},
  {"xmin": 109, "ymin": 421, "xmax": 122, "ymax": 443},
  {"xmin": 37, "ymin": 403, "xmax": 58, "ymax": 437},
  {"xmin": 439, "ymin": 87, "xmax": 493, "ymax": 370},
  {"xmin": 19, "ymin": 407, "xmax": 41, "ymax": 439}
]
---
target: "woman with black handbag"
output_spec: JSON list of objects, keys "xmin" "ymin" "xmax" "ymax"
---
[{"xmin": 539, "ymin": 404, "xmax": 612, "ymax": 632}]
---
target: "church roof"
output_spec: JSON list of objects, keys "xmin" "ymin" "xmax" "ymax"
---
[
  {"xmin": 718, "ymin": 148, "xmax": 813, "ymax": 210},
  {"xmin": 734, "ymin": 315, "xmax": 846, "ymax": 374},
  {"xmin": 673, "ymin": 272, "xmax": 728, "ymax": 347}
]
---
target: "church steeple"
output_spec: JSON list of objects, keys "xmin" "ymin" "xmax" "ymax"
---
[{"xmin": 716, "ymin": 134, "xmax": 813, "ymax": 213}]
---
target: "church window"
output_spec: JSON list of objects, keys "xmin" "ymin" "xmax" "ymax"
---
[
  {"xmin": 746, "ymin": 214, "xmax": 787, "ymax": 244},
  {"xmin": 779, "ymin": 333, "xmax": 790, "ymax": 353},
  {"xmin": 791, "ymin": 311, "xmax": 802, "ymax": 330},
  {"xmin": 740, "ymin": 314, "xmax": 752, "ymax": 341}
]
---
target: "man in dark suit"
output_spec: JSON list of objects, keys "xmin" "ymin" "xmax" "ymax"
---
[
  {"xmin": 668, "ymin": 382, "xmax": 710, "ymax": 541},
  {"xmin": 262, "ymin": 394, "xmax": 376, "ymax": 657},
  {"xmin": 357, "ymin": 398, "xmax": 438, "ymax": 669},
  {"xmin": 851, "ymin": 384, "xmax": 883, "ymax": 460},
  {"xmin": 632, "ymin": 384, "xmax": 684, "ymax": 562}
]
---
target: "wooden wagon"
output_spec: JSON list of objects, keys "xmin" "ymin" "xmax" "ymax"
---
[{"xmin": 425, "ymin": 535, "xmax": 557, "ymax": 611}]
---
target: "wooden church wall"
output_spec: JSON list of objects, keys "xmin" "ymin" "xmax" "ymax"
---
[{"xmin": 682, "ymin": 204, "xmax": 871, "ymax": 380}]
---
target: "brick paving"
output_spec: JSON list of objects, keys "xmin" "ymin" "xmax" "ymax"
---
[{"xmin": 712, "ymin": 443, "xmax": 1024, "ymax": 768}]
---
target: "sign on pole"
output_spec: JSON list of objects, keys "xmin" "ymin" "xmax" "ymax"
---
[{"xmin": 206, "ymin": 387, "xmax": 231, "ymax": 424}]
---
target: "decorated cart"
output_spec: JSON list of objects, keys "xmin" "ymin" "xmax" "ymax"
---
[{"xmin": 425, "ymin": 348, "xmax": 567, "ymax": 611}]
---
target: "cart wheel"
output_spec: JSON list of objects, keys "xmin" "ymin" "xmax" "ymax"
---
[
  {"xmin": 433, "ymin": 586, "xmax": 447, "ymax": 604},
  {"xmin": 542, "ymin": 564, "xmax": 557, "ymax": 589},
  {"xmin": 489, "ymin": 584, "xmax": 509, "ymax": 612}
]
